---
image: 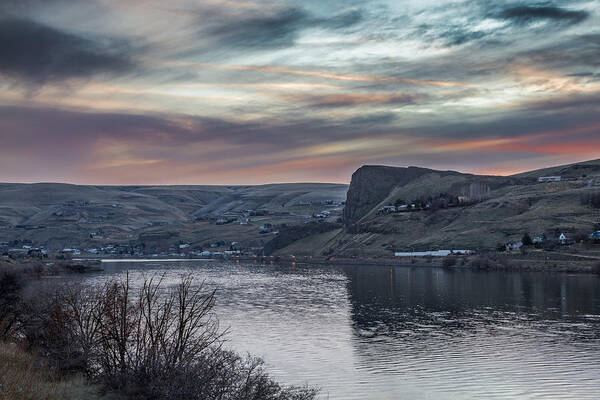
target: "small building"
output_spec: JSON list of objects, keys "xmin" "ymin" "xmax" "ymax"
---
[
  {"xmin": 558, "ymin": 233, "xmax": 568, "ymax": 245},
  {"xmin": 378, "ymin": 206, "xmax": 397, "ymax": 214},
  {"xmin": 27, "ymin": 248, "xmax": 46, "ymax": 258},
  {"xmin": 7, "ymin": 248, "xmax": 29, "ymax": 258},
  {"xmin": 506, "ymin": 241, "xmax": 523, "ymax": 251},
  {"xmin": 394, "ymin": 249, "xmax": 473, "ymax": 257},
  {"xmin": 259, "ymin": 223, "xmax": 273, "ymax": 233},
  {"xmin": 538, "ymin": 176, "xmax": 561, "ymax": 183}
]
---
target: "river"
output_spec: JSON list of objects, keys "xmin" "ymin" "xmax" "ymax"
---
[{"xmin": 77, "ymin": 260, "xmax": 600, "ymax": 399}]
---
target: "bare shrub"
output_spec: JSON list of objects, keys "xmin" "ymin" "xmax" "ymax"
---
[
  {"xmin": 469, "ymin": 254, "xmax": 518, "ymax": 271},
  {"xmin": 0, "ymin": 271, "xmax": 22, "ymax": 341},
  {"xmin": 443, "ymin": 257, "xmax": 457, "ymax": 268},
  {"xmin": 28, "ymin": 273, "xmax": 318, "ymax": 400}
]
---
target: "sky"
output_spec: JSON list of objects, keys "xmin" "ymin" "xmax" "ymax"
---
[{"xmin": 0, "ymin": 0, "xmax": 599, "ymax": 185}]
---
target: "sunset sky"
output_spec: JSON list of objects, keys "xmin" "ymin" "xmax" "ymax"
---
[{"xmin": 1, "ymin": 0, "xmax": 599, "ymax": 184}]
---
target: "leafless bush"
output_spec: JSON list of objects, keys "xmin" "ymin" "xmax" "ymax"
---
[
  {"xmin": 0, "ymin": 270, "xmax": 22, "ymax": 341},
  {"xmin": 26, "ymin": 273, "xmax": 318, "ymax": 400},
  {"xmin": 443, "ymin": 257, "xmax": 457, "ymax": 268},
  {"xmin": 469, "ymin": 254, "xmax": 516, "ymax": 270}
]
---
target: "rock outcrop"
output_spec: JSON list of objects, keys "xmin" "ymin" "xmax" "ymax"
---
[{"xmin": 343, "ymin": 165, "xmax": 457, "ymax": 227}]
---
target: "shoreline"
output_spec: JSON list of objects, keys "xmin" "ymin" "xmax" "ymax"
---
[{"xmin": 68, "ymin": 253, "xmax": 600, "ymax": 274}]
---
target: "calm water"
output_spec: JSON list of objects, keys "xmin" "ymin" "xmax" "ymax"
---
[{"xmin": 79, "ymin": 261, "xmax": 600, "ymax": 399}]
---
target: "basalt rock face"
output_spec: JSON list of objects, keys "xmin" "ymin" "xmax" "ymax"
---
[
  {"xmin": 334, "ymin": 160, "xmax": 600, "ymax": 255},
  {"xmin": 343, "ymin": 165, "xmax": 457, "ymax": 228}
]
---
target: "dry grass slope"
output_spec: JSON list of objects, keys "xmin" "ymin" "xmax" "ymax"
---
[{"xmin": 0, "ymin": 342, "xmax": 112, "ymax": 400}]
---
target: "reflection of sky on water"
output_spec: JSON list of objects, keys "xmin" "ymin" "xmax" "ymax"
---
[{"xmin": 76, "ymin": 261, "xmax": 600, "ymax": 399}]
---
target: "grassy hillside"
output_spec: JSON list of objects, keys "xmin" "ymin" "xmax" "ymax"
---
[
  {"xmin": 0, "ymin": 183, "xmax": 347, "ymax": 253},
  {"xmin": 290, "ymin": 159, "xmax": 600, "ymax": 257}
]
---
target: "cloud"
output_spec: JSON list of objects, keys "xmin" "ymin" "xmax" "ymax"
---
[
  {"xmin": 1, "ymin": 100, "xmax": 599, "ymax": 184},
  {"xmin": 523, "ymin": 33, "xmax": 600, "ymax": 69},
  {"xmin": 497, "ymin": 5, "xmax": 589, "ymax": 26},
  {"xmin": 290, "ymin": 93, "xmax": 421, "ymax": 108},
  {"xmin": 206, "ymin": 8, "xmax": 309, "ymax": 49},
  {"xmin": 203, "ymin": 7, "xmax": 363, "ymax": 50},
  {"xmin": 0, "ymin": 17, "xmax": 135, "ymax": 85},
  {"xmin": 438, "ymin": 28, "xmax": 488, "ymax": 46}
]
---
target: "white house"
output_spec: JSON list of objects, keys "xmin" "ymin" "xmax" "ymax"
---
[
  {"xmin": 506, "ymin": 241, "xmax": 523, "ymax": 251},
  {"xmin": 559, "ymin": 233, "xmax": 568, "ymax": 244},
  {"xmin": 538, "ymin": 176, "xmax": 561, "ymax": 183},
  {"xmin": 378, "ymin": 206, "xmax": 397, "ymax": 214}
]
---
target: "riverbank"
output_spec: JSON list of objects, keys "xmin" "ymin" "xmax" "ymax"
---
[
  {"xmin": 0, "ymin": 256, "xmax": 103, "ymax": 275},
  {"xmin": 261, "ymin": 254, "xmax": 600, "ymax": 273},
  {"xmin": 92, "ymin": 253, "xmax": 600, "ymax": 273}
]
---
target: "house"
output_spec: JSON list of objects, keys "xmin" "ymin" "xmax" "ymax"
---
[
  {"xmin": 506, "ymin": 241, "xmax": 523, "ymax": 251},
  {"xmin": 538, "ymin": 176, "xmax": 561, "ymax": 183},
  {"xmin": 558, "ymin": 233, "xmax": 568, "ymax": 245},
  {"xmin": 147, "ymin": 221, "xmax": 168, "ymax": 226},
  {"xmin": 378, "ymin": 206, "xmax": 397, "ymax": 214},
  {"xmin": 7, "ymin": 248, "xmax": 29, "ymax": 258},
  {"xmin": 394, "ymin": 249, "xmax": 473, "ymax": 257},
  {"xmin": 259, "ymin": 223, "xmax": 273, "ymax": 233},
  {"xmin": 27, "ymin": 248, "xmax": 46, "ymax": 258}
]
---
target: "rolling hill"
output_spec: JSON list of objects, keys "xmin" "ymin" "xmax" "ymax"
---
[
  {"xmin": 274, "ymin": 159, "xmax": 600, "ymax": 257},
  {"xmin": 0, "ymin": 183, "xmax": 347, "ymax": 252}
]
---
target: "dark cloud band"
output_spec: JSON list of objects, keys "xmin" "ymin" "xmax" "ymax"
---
[
  {"xmin": 0, "ymin": 17, "xmax": 134, "ymax": 84},
  {"xmin": 498, "ymin": 5, "xmax": 589, "ymax": 25}
]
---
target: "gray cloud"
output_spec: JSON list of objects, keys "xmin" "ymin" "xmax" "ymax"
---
[
  {"xmin": 292, "ymin": 93, "xmax": 420, "ymax": 108},
  {"xmin": 204, "ymin": 8, "xmax": 363, "ymax": 50},
  {"xmin": 438, "ymin": 28, "xmax": 488, "ymax": 46},
  {"xmin": 0, "ymin": 17, "xmax": 135, "ymax": 85},
  {"xmin": 497, "ymin": 5, "xmax": 589, "ymax": 26}
]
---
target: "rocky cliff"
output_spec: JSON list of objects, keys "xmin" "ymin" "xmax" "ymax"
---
[
  {"xmin": 333, "ymin": 159, "xmax": 600, "ymax": 255},
  {"xmin": 343, "ymin": 165, "xmax": 470, "ymax": 227}
]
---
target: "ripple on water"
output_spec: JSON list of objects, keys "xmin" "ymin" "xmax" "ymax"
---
[{"xmin": 73, "ymin": 261, "xmax": 600, "ymax": 400}]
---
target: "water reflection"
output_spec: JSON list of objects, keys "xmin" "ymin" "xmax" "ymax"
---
[
  {"xmin": 345, "ymin": 267, "xmax": 600, "ymax": 340},
  {"xmin": 344, "ymin": 266, "xmax": 600, "ymax": 399}
]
